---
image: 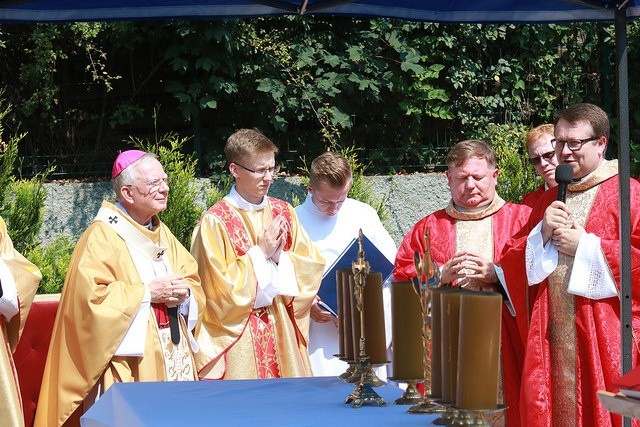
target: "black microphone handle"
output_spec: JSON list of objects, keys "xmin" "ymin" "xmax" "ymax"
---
[
  {"xmin": 557, "ymin": 183, "xmax": 567, "ymax": 203},
  {"xmin": 168, "ymin": 306, "xmax": 180, "ymax": 345}
]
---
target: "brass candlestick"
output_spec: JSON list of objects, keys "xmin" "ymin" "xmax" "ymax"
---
[
  {"xmin": 392, "ymin": 379, "xmax": 424, "ymax": 405},
  {"xmin": 453, "ymin": 405, "xmax": 507, "ymax": 426},
  {"xmin": 344, "ymin": 230, "xmax": 385, "ymax": 408},
  {"xmin": 408, "ymin": 230, "xmax": 445, "ymax": 415}
]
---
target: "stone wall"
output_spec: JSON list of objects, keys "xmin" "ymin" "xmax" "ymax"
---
[{"xmin": 41, "ymin": 173, "xmax": 450, "ymax": 246}]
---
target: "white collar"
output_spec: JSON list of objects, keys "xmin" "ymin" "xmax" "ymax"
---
[
  {"xmin": 224, "ymin": 185, "xmax": 268, "ymax": 211},
  {"xmin": 301, "ymin": 192, "xmax": 326, "ymax": 216},
  {"xmin": 573, "ymin": 159, "xmax": 607, "ymax": 183},
  {"xmin": 115, "ymin": 201, "xmax": 153, "ymax": 230}
]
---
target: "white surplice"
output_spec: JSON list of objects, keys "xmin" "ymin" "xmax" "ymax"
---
[{"xmin": 296, "ymin": 194, "xmax": 397, "ymax": 377}]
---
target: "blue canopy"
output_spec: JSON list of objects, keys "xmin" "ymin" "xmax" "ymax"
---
[{"xmin": 0, "ymin": 0, "xmax": 639, "ymax": 23}]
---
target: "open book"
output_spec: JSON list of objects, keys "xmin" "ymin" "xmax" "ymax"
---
[{"xmin": 317, "ymin": 233, "xmax": 394, "ymax": 316}]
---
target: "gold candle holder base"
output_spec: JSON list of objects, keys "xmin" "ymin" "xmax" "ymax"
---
[
  {"xmin": 345, "ymin": 362, "xmax": 362, "ymax": 383},
  {"xmin": 361, "ymin": 362, "xmax": 387, "ymax": 387},
  {"xmin": 345, "ymin": 382, "xmax": 386, "ymax": 408},
  {"xmin": 431, "ymin": 404, "xmax": 457, "ymax": 425},
  {"xmin": 388, "ymin": 379, "xmax": 423, "ymax": 405},
  {"xmin": 450, "ymin": 404, "xmax": 507, "ymax": 426},
  {"xmin": 344, "ymin": 356, "xmax": 386, "ymax": 408},
  {"xmin": 407, "ymin": 395, "xmax": 446, "ymax": 414},
  {"xmin": 337, "ymin": 359, "xmax": 356, "ymax": 381},
  {"xmin": 344, "ymin": 360, "xmax": 386, "ymax": 386}
]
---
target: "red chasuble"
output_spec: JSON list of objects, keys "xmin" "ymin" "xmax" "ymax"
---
[
  {"xmin": 395, "ymin": 200, "xmax": 531, "ymax": 427},
  {"xmin": 521, "ymin": 184, "xmax": 546, "ymax": 208},
  {"xmin": 502, "ymin": 164, "xmax": 640, "ymax": 427}
]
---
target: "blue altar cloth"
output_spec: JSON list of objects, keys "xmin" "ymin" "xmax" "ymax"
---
[{"xmin": 80, "ymin": 376, "xmax": 438, "ymax": 426}]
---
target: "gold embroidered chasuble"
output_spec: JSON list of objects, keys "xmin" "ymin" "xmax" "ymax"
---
[
  {"xmin": 547, "ymin": 160, "xmax": 619, "ymax": 425},
  {"xmin": 0, "ymin": 217, "xmax": 41, "ymax": 427},
  {"xmin": 34, "ymin": 201, "xmax": 203, "ymax": 427},
  {"xmin": 192, "ymin": 197, "xmax": 324, "ymax": 379}
]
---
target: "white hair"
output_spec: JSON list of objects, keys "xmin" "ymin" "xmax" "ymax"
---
[{"xmin": 112, "ymin": 152, "xmax": 158, "ymax": 201}]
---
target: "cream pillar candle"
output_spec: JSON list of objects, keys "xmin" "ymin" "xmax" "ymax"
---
[
  {"xmin": 341, "ymin": 270, "xmax": 355, "ymax": 361},
  {"xmin": 440, "ymin": 288, "xmax": 461, "ymax": 404},
  {"xmin": 363, "ymin": 272, "xmax": 386, "ymax": 364},
  {"xmin": 456, "ymin": 291, "xmax": 502, "ymax": 410},
  {"xmin": 430, "ymin": 287, "xmax": 443, "ymax": 398},
  {"xmin": 390, "ymin": 281, "xmax": 423, "ymax": 380},
  {"xmin": 336, "ymin": 268, "xmax": 345, "ymax": 359}
]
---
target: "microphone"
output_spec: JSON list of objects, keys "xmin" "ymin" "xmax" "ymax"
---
[
  {"xmin": 555, "ymin": 164, "xmax": 573, "ymax": 203},
  {"xmin": 168, "ymin": 306, "xmax": 180, "ymax": 344}
]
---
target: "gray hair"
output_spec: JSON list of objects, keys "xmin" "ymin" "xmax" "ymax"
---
[{"xmin": 112, "ymin": 153, "xmax": 158, "ymax": 200}]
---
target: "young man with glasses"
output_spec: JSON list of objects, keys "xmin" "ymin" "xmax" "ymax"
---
[
  {"xmin": 191, "ymin": 128, "xmax": 324, "ymax": 380},
  {"xmin": 522, "ymin": 124, "xmax": 559, "ymax": 207},
  {"xmin": 502, "ymin": 103, "xmax": 640, "ymax": 426},
  {"xmin": 36, "ymin": 150, "xmax": 204, "ymax": 426}
]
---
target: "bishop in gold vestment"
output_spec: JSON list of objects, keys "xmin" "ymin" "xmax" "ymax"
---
[
  {"xmin": 0, "ymin": 216, "xmax": 41, "ymax": 427},
  {"xmin": 35, "ymin": 151, "xmax": 204, "ymax": 427}
]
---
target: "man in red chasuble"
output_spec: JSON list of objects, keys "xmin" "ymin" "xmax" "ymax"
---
[
  {"xmin": 502, "ymin": 103, "xmax": 640, "ymax": 426},
  {"xmin": 395, "ymin": 139, "xmax": 531, "ymax": 426},
  {"xmin": 191, "ymin": 129, "xmax": 324, "ymax": 380}
]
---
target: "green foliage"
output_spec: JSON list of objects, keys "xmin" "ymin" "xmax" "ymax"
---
[
  {"xmin": 4, "ymin": 179, "xmax": 49, "ymax": 252},
  {"xmin": 23, "ymin": 235, "xmax": 75, "ymax": 294},
  {"xmin": 128, "ymin": 130, "xmax": 204, "ymax": 248},
  {"xmin": 0, "ymin": 93, "xmax": 19, "ymax": 208},
  {"xmin": 472, "ymin": 123, "xmax": 539, "ymax": 203},
  {"xmin": 204, "ymin": 174, "xmax": 234, "ymax": 209},
  {"xmin": 342, "ymin": 146, "xmax": 390, "ymax": 225},
  {"xmin": 1, "ymin": 19, "xmax": 639, "ymax": 175},
  {"xmin": 0, "ymin": 92, "xmax": 52, "ymax": 253}
]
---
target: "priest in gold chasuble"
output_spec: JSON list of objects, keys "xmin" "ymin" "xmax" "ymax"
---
[
  {"xmin": 192, "ymin": 129, "xmax": 324, "ymax": 380},
  {"xmin": 35, "ymin": 151, "xmax": 204, "ymax": 427},
  {"xmin": 0, "ymin": 216, "xmax": 41, "ymax": 427}
]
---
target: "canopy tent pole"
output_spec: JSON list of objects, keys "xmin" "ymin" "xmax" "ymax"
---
[{"xmin": 614, "ymin": 7, "xmax": 632, "ymax": 427}]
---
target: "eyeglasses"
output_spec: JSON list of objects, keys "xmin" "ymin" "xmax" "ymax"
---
[
  {"xmin": 528, "ymin": 151, "xmax": 556, "ymax": 166},
  {"xmin": 234, "ymin": 162, "xmax": 280, "ymax": 177},
  {"xmin": 550, "ymin": 136, "xmax": 599, "ymax": 152},
  {"xmin": 126, "ymin": 177, "xmax": 171, "ymax": 194}
]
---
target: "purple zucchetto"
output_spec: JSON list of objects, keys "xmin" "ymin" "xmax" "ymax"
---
[{"xmin": 111, "ymin": 150, "xmax": 147, "ymax": 179}]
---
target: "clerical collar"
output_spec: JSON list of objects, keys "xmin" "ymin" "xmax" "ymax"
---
[
  {"xmin": 303, "ymin": 192, "xmax": 326, "ymax": 216},
  {"xmin": 224, "ymin": 185, "xmax": 268, "ymax": 211},
  {"xmin": 571, "ymin": 159, "xmax": 607, "ymax": 183},
  {"xmin": 445, "ymin": 195, "xmax": 505, "ymax": 221},
  {"xmin": 114, "ymin": 202, "xmax": 154, "ymax": 230},
  {"xmin": 568, "ymin": 159, "xmax": 618, "ymax": 192}
]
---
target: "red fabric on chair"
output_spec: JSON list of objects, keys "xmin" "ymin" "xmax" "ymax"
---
[{"xmin": 13, "ymin": 294, "xmax": 60, "ymax": 427}]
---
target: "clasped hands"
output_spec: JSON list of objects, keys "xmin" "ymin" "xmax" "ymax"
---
[
  {"xmin": 258, "ymin": 215, "xmax": 289, "ymax": 264},
  {"xmin": 542, "ymin": 201, "xmax": 584, "ymax": 256},
  {"xmin": 149, "ymin": 275, "xmax": 190, "ymax": 307},
  {"xmin": 441, "ymin": 251, "xmax": 497, "ymax": 286}
]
